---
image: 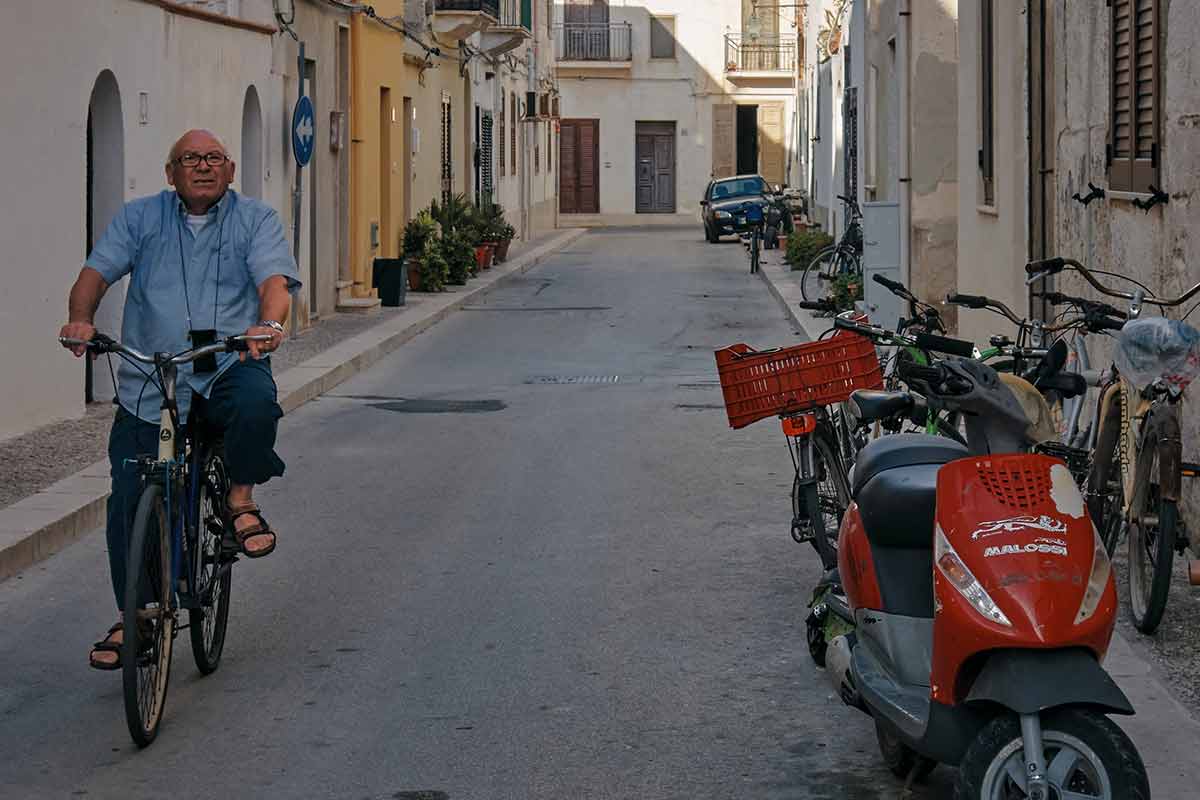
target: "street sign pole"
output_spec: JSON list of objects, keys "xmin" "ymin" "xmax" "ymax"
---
[{"xmin": 291, "ymin": 40, "xmax": 306, "ymax": 336}]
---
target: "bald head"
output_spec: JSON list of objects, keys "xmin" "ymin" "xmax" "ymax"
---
[{"xmin": 166, "ymin": 129, "xmax": 236, "ymax": 215}]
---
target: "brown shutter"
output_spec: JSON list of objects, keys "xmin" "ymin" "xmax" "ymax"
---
[
  {"xmin": 578, "ymin": 119, "xmax": 599, "ymax": 213},
  {"xmin": 759, "ymin": 102, "xmax": 785, "ymax": 185},
  {"xmin": 498, "ymin": 90, "xmax": 506, "ymax": 177},
  {"xmin": 560, "ymin": 121, "xmax": 578, "ymax": 212},
  {"xmin": 712, "ymin": 103, "xmax": 735, "ymax": 178},
  {"xmin": 1110, "ymin": 0, "xmax": 1159, "ymax": 193}
]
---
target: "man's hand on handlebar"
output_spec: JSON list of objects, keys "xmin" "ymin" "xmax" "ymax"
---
[
  {"xmin": 59, "ymin": 321, "xmax": 96, "ymax": 358},
  {"xmin": 241, "ymin": 324, "xmax": 284, "ymax": 362}
]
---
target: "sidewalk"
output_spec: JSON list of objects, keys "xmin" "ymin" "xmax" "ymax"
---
[
  {"xmin": 0, "ymin": 227, "xmax": 586, "ymax": 583},
  {"xmin": 755, "ymin": 245, "xmax": 1200, "ymax": 796}
]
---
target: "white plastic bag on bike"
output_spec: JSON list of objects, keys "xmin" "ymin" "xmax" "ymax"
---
[{"xmin": 1113, "ymin": 317, "xmax": 1200, "ymax": 391}]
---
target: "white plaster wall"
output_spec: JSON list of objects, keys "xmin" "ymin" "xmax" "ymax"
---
[
  {"xmin": 954, "ymin": 0, "xmax": 1029, "ymax": 347},
  {"xmin": 556, "ymin": 0, "xmax": 799, "ymax": 219},
  {"xmin": 0, "ymin": 0, "xmax": 287, "ymax": 440}
]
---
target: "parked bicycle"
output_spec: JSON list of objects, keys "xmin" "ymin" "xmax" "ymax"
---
[
  {"xmin": 1028, "ymin": 256, "xmax": 1200, "ymax": 634},
  {"xmin": 800, "ymin": 194, "xmax": 863, "ymax": 302},
  {"xmin": 60, "ymin": 331, "xmax": 272, "ymax": 746}
]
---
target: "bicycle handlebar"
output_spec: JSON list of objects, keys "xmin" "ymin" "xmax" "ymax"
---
[
  {"xmin": 1025, "ymin": 256, "xmax": 1200, "ymax": 308},
  {"xmin": 945, "ymin": 293, "xmax": 1024, "ymax": 326},
  {"xmin": 797, "ymin": 299, "xmax": 837, "ymax": 312},
  {"xmin": 59, "ymin": 333, "xmax": 273, "ymax": 364},
  {"xmin": 872, "ymin": 273, "xmax": 907, "ymax": 295}
]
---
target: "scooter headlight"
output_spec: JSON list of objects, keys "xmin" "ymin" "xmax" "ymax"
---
[
  {"xmin": 935, "ymin": 525, "xmax": 1012, "ymax": 627},
  {"xmin": 1074, "ymin": 524, "xmax": 1112, "ymax": 625}
]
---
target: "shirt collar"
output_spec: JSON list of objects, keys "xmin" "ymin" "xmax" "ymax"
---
[{"xmin": 175, "ymin": 190, "xmax": 233, "ymax": 221}]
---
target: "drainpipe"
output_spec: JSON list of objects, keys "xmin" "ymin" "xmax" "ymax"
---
[
  {"xmin": 349, "ymin": 11, "xmax": 366, "ymax": 297},
  {"xmin": 898, "ymin": 0, "xmax": 911, "ymax": 287}
]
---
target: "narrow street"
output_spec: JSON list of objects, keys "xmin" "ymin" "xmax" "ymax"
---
[{"xmin": 0, "ymin": 229, "xmax": 955, "ymax": 799}]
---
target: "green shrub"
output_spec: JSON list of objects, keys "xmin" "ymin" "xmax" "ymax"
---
[
  {"xmin": 831, "ymin": 272, "xmax": 864, "ymax": 311},
  {"xmin": 403, "ymin": 210, "xmax": 438, "ymax": 258},
  {"xmin": 418, "ymin": 237, "xmax": 448, "ymax": 292},
  {"xmin": 785, "ymin": 229, "xmax": 835, "ymax": 272},
  {"xmin": 440, "ymin": 229, "xmax": 475, "ymax": 285},
  {"xmin": 430, "ymin": 193, "xmax": 472, "ymax": 235}
]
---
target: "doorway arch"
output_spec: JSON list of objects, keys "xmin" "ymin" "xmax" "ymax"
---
[
  {"xmin": 241, "ymin": 86, "xmax": 263, "ymax": 199},
  {"xmin": 87, "ymin": 70, "xmax": 125, "ymax": 403}
]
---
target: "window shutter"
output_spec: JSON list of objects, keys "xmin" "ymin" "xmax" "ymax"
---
[
  {"xmin": 650, "ymin": 16, "xmax": 675, "ymax": 59},
  {"xmin": 712, "ymin": 103, "xmax": 735, "ymax": 178},
  {"xmin": 498, "ymin": 90, "xmax": 506, "ymax": 177},
  {"xmin": 1110, "ymin": 0, "xmax": 1159, "ymax": 192}
]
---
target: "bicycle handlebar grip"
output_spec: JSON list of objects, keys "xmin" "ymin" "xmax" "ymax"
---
[
  {"xmin": 1089, "ymin": 314, "xmax": 1127, "ymax": 333},
  {"xmin": 872, "ymin": 273, "xmax": 905, "ymax": 293},
  {"xmin": 797, "ymin": 300, "xmax": 836, "ymax": 312},
  {"xmin": 1096, "ymin": 302, "xmax": 1128, "ymax": 320},
  {"xmin": 832, "ymin": 316, "xmax": 873, "ymax": 336},
  {"xmin": 946, "ymin": 293, "xmax": 989, "ymax": 309},
  {"xmin": 915, "ymin": 333, "xmax": 975, "ymax": 358},
  {"xmin": 1035, "ymin": 291, "xmax": 1069, "ymax": 305},
  {"xmin": 897, "ymin": 360, "xmax": 946, "ymax": 386},
  {"xmin": 1026, "ymin": 256, "xmax": 1066, "ymax": 275}
]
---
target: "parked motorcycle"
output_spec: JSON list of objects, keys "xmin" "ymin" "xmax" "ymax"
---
[{"xmin": 808, "ymin": 350, "xmax": 1149, "ymax": 798}]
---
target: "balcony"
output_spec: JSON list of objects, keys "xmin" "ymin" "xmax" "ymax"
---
[
  {"xmin": 724, "ymin": 33, "xmax": 796, "ymax": 83},
  {"xmin": 480, "ymin": 0, "xmax": 531, "ymax": 56},
  {"xmin": 553, "ymin": 23, "xmax": 633, "ymax": 76},
  {"xmin": 432, "ymin": 0, "xmax": 499, "ymax": 40}
]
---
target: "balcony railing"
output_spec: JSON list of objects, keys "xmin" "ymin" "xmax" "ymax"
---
[
  {"xmin": 553, "ymin": 23, "xmax": 633, "ymax": 62},
  {"xmin": 724, "ymin": 33, "xmax": 796, "ymax": 74},
  {"xmin": 435, "ymin": 0, "xmax": 500, "ymax": 19}
]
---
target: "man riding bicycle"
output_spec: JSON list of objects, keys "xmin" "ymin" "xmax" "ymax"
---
[{"xmin": 59, "ymin": 129, "xmax": 301, "ymax": 670}]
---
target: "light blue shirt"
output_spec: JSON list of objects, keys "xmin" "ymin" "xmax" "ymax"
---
[{"xmin": 86, "ymin": 189, "xmax": 301, "ymax": 423}]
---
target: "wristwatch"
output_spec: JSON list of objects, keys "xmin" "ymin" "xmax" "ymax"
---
[{"xmin": 259, "ymin": 320, "xmax": 285, "ymax": 335}]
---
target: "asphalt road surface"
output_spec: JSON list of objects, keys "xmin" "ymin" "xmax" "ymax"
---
[{"xmin": 1, "ymin": 229, "xmax": 955, "ymax": 799}]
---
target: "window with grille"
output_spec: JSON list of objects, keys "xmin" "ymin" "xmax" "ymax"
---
[
  {"xmin": 844, "ymin": 87, "xmax": 858, "ymax": 201},
  {"xmin": 650, "ymin": 15, "xmax": 675, "ymax": 59},
  {"xmin": 498, "ymin": 90, "xmax": 506, "ymax": 177},
  {"xmin": 979, "ymin": 0, "xmax": 995, "ymax": 206},
  {"xmin": 481, "ymin": 112, "xmax": 494, "ymax": 205},
  {"xmin": 441, "ymin": 93, "xmax": 452, "ymax": 203},
  {"xmin": 511, "ymin": 91, "xmax": 518, "ymax": 176},
  {"xmin": 1108, "ymin": 0, "xmax": 1161, "ymax": 193},
  {"xmin": 535, "ymin": 121, "xmax": 540, "ymax": 174}
]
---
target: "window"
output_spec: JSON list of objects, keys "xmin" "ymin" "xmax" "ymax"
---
[
  {"xmin": 1108, "ymin": 0, "xmax": 1161, "ymax": 193},
  {"xmin": 979, "ymin": 0, "xmax": 995, "ymax": 206},
  {"xmin": 650, "ymin": 16, "xmax": 676, "ymax": 59},
  {"xmin": 511, "ymin": 91, "xmax": 518, "ymax": 176},
  {"xmin": 499, "ymin": 90, "xmax": 506, "ymax": 177},
  {"xmin": 440, "ymin": 92, "xmax": 452, "ymax": 203},
  {"xmin": 481, "ymin": 112, "xmax": 494, "ymax": 204},
  {"xmin": 535, "ymin": 121, "xmax": 541, "ymax": 174}
]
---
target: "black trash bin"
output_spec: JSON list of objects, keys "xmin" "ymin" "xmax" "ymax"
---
[{"xmin": 372, "ymin": 258, "xmax": 406, "ymax": 307}]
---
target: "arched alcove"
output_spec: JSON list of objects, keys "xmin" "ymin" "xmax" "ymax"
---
[
  {"xmin": 86, "ymin": 70, "xmax": 124, "ymax": 403},
  {"xmin": 241, "ymin": 86, "xmax": 264, "ymax": 199}
]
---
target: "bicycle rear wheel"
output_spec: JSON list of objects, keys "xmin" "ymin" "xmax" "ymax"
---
[
  {"xmin": 190, "ymin": 447, "xmax": 232, "ymax": 674},
  {"xmin": 1128, "ymin": 444, "xmax": 1176, "ymax": 634},
  {"xmin": 800, "ymin": 245, "xmax": 838, "ymax": 302},
  {"xmin": 791, "ymin": 427, "xmax": 852, "ymax": 569},
  {"xmin": 750, "ymin": 229, "xmax": 760, "ymax": 273},
  {"xmin": 122, "ymin": 483, "xmax": 175, "ymax": 748}
]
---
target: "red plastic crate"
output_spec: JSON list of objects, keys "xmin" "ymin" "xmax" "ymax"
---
[{"xmin": 714, "ymin": 332, "xmax": 883, "ymax": 429}]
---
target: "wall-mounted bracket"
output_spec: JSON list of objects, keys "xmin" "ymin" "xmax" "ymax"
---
[
  {"xmin": 1132, "ymin": 184, "xmax": 1169, "ymax": 213},
  {"xmin": 1071, "ymin": 182, "xmax": 1106, "ymax": 206}
]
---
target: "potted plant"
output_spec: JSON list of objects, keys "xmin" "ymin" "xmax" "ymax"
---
[
  {"xmin": 439, "ymin": 228, "xmax": 475, "ymax": 285},
  {"xmin": 415, "ymin": 237, "xmax": 448, "ymax": 292},
  {"xmin": 402, "ymin": 211, "xmax": 438, "ymax": 290},
  {"xmin": 486, "ymin": 206, "xmax": 516, "ymax": 262},
  {"xmin": 462, "ymin": 204, "xmax": 494, "ymax": 270}
]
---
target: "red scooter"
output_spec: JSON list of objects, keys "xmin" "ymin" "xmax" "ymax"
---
[{"xmin": 809, "ymin": 355, "xmax": 1150, "ymax": 798}]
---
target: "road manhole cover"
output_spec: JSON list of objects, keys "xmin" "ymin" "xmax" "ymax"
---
[
  {"xmin": 526, "ymin": 375, "xmax": 621, "ymax": 385},
  {"xmin": 369, "ymin": 399, "xmax": 506, "ymax": 413}
]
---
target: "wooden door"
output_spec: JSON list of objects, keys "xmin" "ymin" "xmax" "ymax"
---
[
  {"xmin": 559, "ymin": 119, "xmax": 599, "ymax": 214},
  {"xmin": 758, "ymin": 102, "xmax": 785, "ymax": 185},
  {"xmin": 636, "ymin": 122, "xmax": 676, "ymax": 213},
  {"xmin": 712, "ymin": 103, "xmax": 735, "ymax": 178}
]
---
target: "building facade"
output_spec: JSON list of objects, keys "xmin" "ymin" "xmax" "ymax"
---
[{"xmin": 553, "ymin": 0, "xmax": 802, "ymax": 225}]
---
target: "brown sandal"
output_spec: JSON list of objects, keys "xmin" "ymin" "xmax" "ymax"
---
[
  {"xmin": 228, "ymin": 503, "xmax": 277, "ymax": 559},
  {"xmin": 89, "ymin": 623, "xmax": 124, "ymax": 670}
]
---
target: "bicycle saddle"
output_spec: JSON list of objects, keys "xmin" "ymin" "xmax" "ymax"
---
[{"xmin": 848, "ymin": 390, "xmax": 914, "ymax": 425}]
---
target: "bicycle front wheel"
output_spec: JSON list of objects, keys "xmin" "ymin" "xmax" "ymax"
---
[
  {"xmin": 190, "ymin": 446, "xmax": 232, "ymax": 675},
  {"xmin": 123, "ymin": 483, "xmax": 176, "ymax": 748},
  {"xmin": 1128, "ymin": 444, "xmax": 1176, "ymax": 634},
  {"xmin": 750, "ymin": 229, "xmax": 760, "ymax": 273}
]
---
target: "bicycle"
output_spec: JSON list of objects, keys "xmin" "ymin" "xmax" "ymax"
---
[
  {"xmin": 800, "ymin": 194, "xmax": 863, "ymax": 302},
  {"xmin": 60, "ymin": 331, "xmax": 272, "ymax": 746},
  {"xmin": 1027, "ymin": 256, "xmax": 1200, "ymax": 634},
  {"xmin": 734, "ymin": 201, "xmax": 766, "ymax": 274}
]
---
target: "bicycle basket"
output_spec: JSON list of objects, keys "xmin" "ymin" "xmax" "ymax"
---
[{"xmin": 714, "ymin": 331, "xmax": 883, "ymax": 429}]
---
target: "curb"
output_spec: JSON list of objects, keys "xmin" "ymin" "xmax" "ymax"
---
[{"xmin": 0, "ymin": 228, "xmax": 587, "ymax": 583}]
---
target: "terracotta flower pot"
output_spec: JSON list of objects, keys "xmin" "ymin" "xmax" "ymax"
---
[
  {"xmin": 495, "ymin": 238, "xmax": 511, "ymax": 262},
  {"xmin": 482, "ymin": 242, "xmax": 498, "ymax": 269},
  {"xmin": 474, "ymin": 245, "xmax": 490, "ymax": 271},
  {"xmin": 406, "ymin": 258, "xmax": 422, "ymax": 292}
]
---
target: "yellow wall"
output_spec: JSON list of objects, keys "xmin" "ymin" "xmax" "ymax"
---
[{"xmin": 349, "ymin": 4, "xmax": 474, "ymax": 297}]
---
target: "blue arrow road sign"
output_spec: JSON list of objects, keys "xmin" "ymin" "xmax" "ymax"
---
[{"xmin": 292, "ymin": 95, "xmax": 315, "ymax": 167}]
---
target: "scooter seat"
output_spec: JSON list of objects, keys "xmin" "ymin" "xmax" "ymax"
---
[{"xmin": 850, "ymin": 434, "xmax": 967, "ymax": 498}]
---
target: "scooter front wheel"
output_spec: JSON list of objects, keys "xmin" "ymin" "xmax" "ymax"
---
[{"xmin": 955, "ymin": 709, "xmax": 1148, "ymax": 800}]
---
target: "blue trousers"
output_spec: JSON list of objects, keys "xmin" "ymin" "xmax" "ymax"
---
[{"xmin": 105, "ymin": 358, "xmax": 285, "ymax": 609}]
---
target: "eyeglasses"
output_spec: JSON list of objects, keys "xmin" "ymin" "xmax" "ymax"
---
[{"xmin": 175, "ymin": 152, "xmax": 229, "ymax": 168}]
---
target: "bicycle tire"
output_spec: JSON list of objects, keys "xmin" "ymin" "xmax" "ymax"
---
[
  {"xmin": 190, "ymin": 447, "xmax": 232, "ymax": 675},
  {"xmin": 791, "ymin": 427, "xmax": 851, "ymax": 569},
  {"xmin": 1128, "ymin": 443, "xmax": 1176, "ymax": 634},
  {"xmin": 800, "ymin": 244, "xmax": 839, "ymax": 302},
  {"xmin": 122, "ymin": 483, "xmax": 175, "ymax": 748}
]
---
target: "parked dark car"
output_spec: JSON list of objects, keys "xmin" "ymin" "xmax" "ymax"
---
[{"xmin": 701, "ymin": 174, "xmax": 787, "ymax": 244}]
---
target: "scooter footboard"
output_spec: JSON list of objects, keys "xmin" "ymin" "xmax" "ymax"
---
[{"xmin": 964, "ymin": 647, "xmax": 1134, "ymax": 716}]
